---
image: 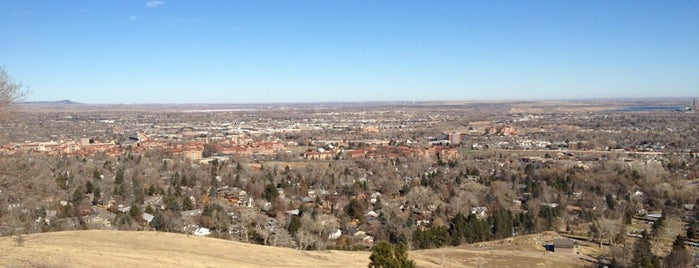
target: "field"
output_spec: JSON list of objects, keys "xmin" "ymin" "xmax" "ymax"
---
[{"xmin": 0, "ymin": 230, "xmax": 585, "ymax": 267}]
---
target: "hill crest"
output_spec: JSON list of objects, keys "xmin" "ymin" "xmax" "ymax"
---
[{"xmin": 0, "ymin": 230, "xmax": 581, "ymax": 268}]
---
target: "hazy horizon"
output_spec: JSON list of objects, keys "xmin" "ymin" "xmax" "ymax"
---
[{"xmin": 19, "ymin": 96, "xmax": 698, "ymax": 106}]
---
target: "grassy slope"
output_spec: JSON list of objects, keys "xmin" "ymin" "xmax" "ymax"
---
[{"xmin": 0, "ymin": 230, "xmax": 582, "ymax": 267}]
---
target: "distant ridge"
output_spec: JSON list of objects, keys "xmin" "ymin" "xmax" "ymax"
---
[{"xmin": 20, "ymin": 99, "xmax": 82, "ymax": 105}]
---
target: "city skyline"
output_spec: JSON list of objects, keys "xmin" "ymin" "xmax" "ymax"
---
[{"xmin": 1, "ymin": 1, "xmax": 698, "ymax": 104}]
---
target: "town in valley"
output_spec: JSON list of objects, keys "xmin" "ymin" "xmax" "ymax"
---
[{"xmin": 1, "ymin": 98, "xmax": 698, "ymax": 267}]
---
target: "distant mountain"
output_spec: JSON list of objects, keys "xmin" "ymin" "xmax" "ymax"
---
[{"xmin": 20, "ymin": 99, "xmax": 82, "ymax": 105}]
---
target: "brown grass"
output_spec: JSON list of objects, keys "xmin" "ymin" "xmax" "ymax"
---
[{"xmin": 0, "ymin": 230, "xmax": 585, "ymax": 267}]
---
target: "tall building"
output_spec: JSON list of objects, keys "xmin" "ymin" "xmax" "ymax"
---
[
  {"xmin": 448, "ymin": 132, "xmax": 461, "ymax": 145},
  {"xmin": 693, "ymin": 98, "xmax": 699, "ymax": 110},
  {"xmin": 79, "ymin": 137, "xmax": 91, "ymax": 146}
]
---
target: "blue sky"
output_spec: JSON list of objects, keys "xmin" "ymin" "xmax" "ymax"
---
[{"xmin": 1, "ymin": 1, "xmax": 698, "ymax": 104}]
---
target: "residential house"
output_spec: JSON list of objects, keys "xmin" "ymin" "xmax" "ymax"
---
[
  {"xmin": 471, "ymin": 207, "xmax": 489, "ymax": 219},
  {"xmin": 552, "ymin": 238, "xmax": 575, "ymax": 254}
]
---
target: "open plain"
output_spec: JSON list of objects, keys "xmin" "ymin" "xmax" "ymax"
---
[{"xmin": 0, "ymin": 230, "xmax": 585, "ymax": 268}]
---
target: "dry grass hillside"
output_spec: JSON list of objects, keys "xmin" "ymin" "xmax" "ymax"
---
[{"xmin": 0, "ymin": 230, "xmax": 584, "ymax": 268}]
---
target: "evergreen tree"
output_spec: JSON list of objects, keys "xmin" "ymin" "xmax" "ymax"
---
[
  {"xmin": 609, "ymin": 258, "xmax": 621, "ymax": 268},
  {"xmin": 182, "ymin": 196, "xmax": 193, "ymax": 211},
  {"xmin": 92, "ymin": 169, "xmax": 101, "ymax": 181},
  {"xmin": 72, "ymin": 187, "xmax": 84, "ymax": 204},
  {"xmin": 632, "ymin": 230, "xmax": 657, "ymax": 268},
  {"xmin": 449, "ymin": 213, "xmax": 468, "ymax": 245},
  {"xmin": 538, "ymin": 206, "xmax": 559, "ymax": 231},
  {"xmin": 129, "ymin": 203, "xmax": 141, "ymax": 219},
  {"xmin": 345, "ymin": 198, "xmax": 365, "ymax": 221},
  {"xmin": 115, "ymin": 168, "xmax": 125, "ymax": 184},
  {"xmin": 664, "ymin": 236, "xmax": 691, "ymax": 268},
  {"xmin": 492, "ymin": 208, "xmax": 513, "ymax": 239},
  {"xmin": 92, "ymin": 186, "xmax": 101, "ymax": 205},
  {"xmin": 606, "ymin": 193, "xmax": 616, "ymax": 210},
  {"xmin": 85, "ymin": 180, "xmax": 94, "ymax": 194},
  {"xmin": 368, "ymin": 241, "xmax": 415, "ymax": 268},
  {"xmin": 210, "ymin": 175, "xmax": 218, "ymax": 188},
  {"xmin": 170, "ymin": 172, "xmax": 180, "ymax": 187},
  {"xmin": 132, "ymin": 179, "xmax": 145, "ymax": 204},
  {"xmin": 55, "ymin": 173, "xmax": 69, "ymax": 190},
  {"xmin": 202, "ymin": 204, "xmax": 213, "ymax": 217},
  {"xmin": 468, "ymin": 214, "xmax": 490, "ymax": 242},
  {"xmin": 180, "ymin": 175, "xmax": 188, "ymax": 187},
  {"xmin": 516, "ymin": 212, "xmax": 536, "ymax": 234},
  {"xmin": 263, "ymin": 184, "xmax": 278, "ymax": 202},
  {"xmin": 164, "ymin": 193, "xmax": 180, "ymax": 212},
  {"xmin": 686, "ymin": 219, "xmax": 696, "ymax": 239},
  {"xmin": 151, "ymin": 210, "xmax": 164, "ymax": 231},
  {"xmin": 406, "ymin": 211, "xmax": 415, "ymax": 227},
  {"xmin": 287, "ymin": 216, "xmax": 301, "ymax": 236},
  {"xmin": 148, "ymin": 184, "xmax": 157, "ymax": 196},
  {"xmin": 413, "ymin": 226, "xmax": 450, "ymax": 249}
]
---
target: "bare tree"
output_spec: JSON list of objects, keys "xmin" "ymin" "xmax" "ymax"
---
[
  {"xmin": 597, "ymin": 217, "xmax": 624, "ymax": 247},
  {"xmin": 405, "ymin": 186, "xmax": 440, "ymax": 212},
  {"xmin": 0, "ymin": 67, "xmax": 26, "ymax": 116}
]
